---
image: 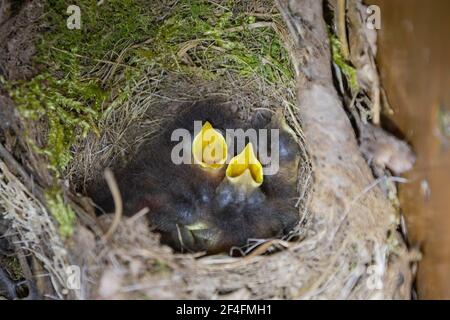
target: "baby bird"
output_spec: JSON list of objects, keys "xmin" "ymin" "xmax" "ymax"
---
[
  {"xmin": 91, "ymin": 101, "xmax": 240, "ymax": 252},
  {"xmin": 202, "ymin": 143, "xmax": 299, "ymax": 253},
  {"xmin": 90, "ymin": 101, "xmax": 301, "ymax": 254},
  {"xmin": 251, "ymin": 109, "xmax": 301, "ymax": 201}
]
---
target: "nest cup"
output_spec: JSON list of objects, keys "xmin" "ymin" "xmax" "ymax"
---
[
  {"xmin": 65, "ymin": 66, "xmax": 313, "ymax": 298},
  {"xmin": 0, "ymin": 0, "xmax": 414, "ymax": 300}
]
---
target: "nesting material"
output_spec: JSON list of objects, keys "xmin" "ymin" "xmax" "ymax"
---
[{"xmin": 0, "ymin": 0, "xmax": 414, "ymax": 300}]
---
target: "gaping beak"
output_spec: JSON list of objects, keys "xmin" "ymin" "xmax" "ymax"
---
[
  {"xmin": 192, "ymin": 121, "xmax": 227, "ymax": 170},
  {"xmin": 226, "ymin": 143, "xmax": 263, "ymax": 190}
]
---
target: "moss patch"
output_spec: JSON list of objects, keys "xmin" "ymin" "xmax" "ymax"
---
[
  {"xmin": 329, "ymin": 33, "xmax": 359, "ymax": 93},
  {"xmin": 7, "ymin": 73, "xmax": 104, "ymax": 172},
  {"xmin": 45, "ymin": 188, "xmax": 76, "ymax": 238},
  {"xmin": 1, "ymin": 257, "xmax": 23, "ymax": 281}
]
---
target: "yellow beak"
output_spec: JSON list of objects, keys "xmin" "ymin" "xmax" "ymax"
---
[
  {"xmin": 226, "ymin": 143, "xmax": 263, "ymax": 189},
  {"xmin": 192, "ymin": 121, "xmax": 227, "ymax": 170}
]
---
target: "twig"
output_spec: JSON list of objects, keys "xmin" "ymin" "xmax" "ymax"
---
[
  {"xmin": 102, "ymin": 169, "xmax": 123, "ymax": 241},
  {"xmin": 336, "ymin": 0, "xmax": 350, "ymax": 61},
  {"xmin": 50, "ymin": 46, "xmax": 137, "ymax": 70},
  {"xmin": 126, "ymin": 207, "xmax": 149, "ymax": 225},
  {"xmin": 12, "ymin": 236, "xmax": 40, "ymax": 299},
  {"xmin": 372, "ymin": 85, "xmax": 381, "ymax": 125},
  {"xmin": 244, "ymin": 239, "xmax": 289, "ymax": 258},
  {"xmin": 243, "ymin": 12, "xmax": 281, "ymax": 18},
  {"xmin": 224, "ymin": 21, "xmax": 275, "ymax": 33}
]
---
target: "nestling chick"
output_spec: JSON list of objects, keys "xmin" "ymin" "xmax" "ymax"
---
[
  {"xmin": 251, "ymin": 109, "xmax": 301, "ymax": 201},
  {"xmin": 204, "ymin": 143, "xmax": 299, "ymax": 253},
  {"xmin": 91, "ymin": 101, "xmax": 237, "ymax": 252}
]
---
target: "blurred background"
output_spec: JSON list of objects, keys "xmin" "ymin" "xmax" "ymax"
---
[{"xmin": 372, "ymin": 0, "xmax": 450, "ymax": 299}]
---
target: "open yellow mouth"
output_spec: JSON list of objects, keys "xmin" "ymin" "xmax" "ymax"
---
[
  {"xmin": 192, "ymin": 121, "xmax": 227, "ymax": 169},
  {"xmin": 226, "ymin": 143, "xmax": 263, "ymax": 188}
]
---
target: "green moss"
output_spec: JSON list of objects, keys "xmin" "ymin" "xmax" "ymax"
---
[
  {"xmin": 2, "ymin": 257, "xmax": 23, "ymax": 281},
  {"xmin": 330, "ymin": 33, "xmax": 359, "ymax": 93},
  {"xmin": 7, "ymin": 73, "xmax": 104, "ymax": 172},
  {"xmin": 7, "ymin": 0, "xmax": 294, "ymax": 238},
  {"xmin": 45, "ymin": 188, "xmax": 76, "ymax": 238},
  {"xmin": 149, "ymin": 0, "xmax": 293, "ymax": 83},
  {"xmin": 41, "ymin": 0, "xmax": 154, "ymax": 75}
]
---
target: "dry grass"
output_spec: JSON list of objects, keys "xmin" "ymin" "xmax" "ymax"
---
[
  {"xmin": 0, "ymin": 0, "xmax": 415, "ymax": 300},
  {"xmin": 0, "ymin": 161, "xmax": 76, "ymax": 299}
]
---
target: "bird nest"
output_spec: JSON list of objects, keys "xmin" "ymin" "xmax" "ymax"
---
[{"xmin": 0, "ymin": 0, "xmax": 414, "ymax": 299}]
